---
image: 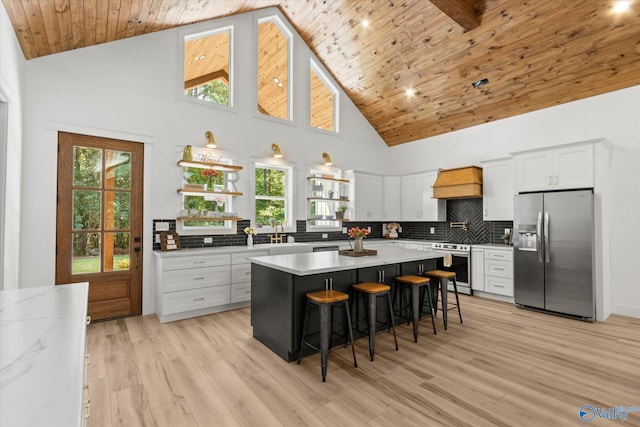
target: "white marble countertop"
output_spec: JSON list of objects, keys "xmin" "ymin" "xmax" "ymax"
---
[
  {"xmin": 472, "ymin": 244, "xmax": 514, "ymax": 250},
  {"xmin": 152, "ymin": 238, "xmax": 445, "ymax": 257},
  {"xmin": 0, "ymin": 283, "xmax": 89, "ymax": 427},
  {"xmin": 250, "ymin": 246, "xmax": 442, "ymax": 276}
]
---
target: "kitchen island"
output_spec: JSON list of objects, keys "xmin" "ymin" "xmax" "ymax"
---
[{"xmin": 250, "ymin": 247, "xmax": 441, "ymax": 361}]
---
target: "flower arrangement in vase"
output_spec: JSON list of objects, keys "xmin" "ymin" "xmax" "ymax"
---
[
  {"xmin": 348, "ymin": 226, "xmax": 370, "ymax": 252},
  {"xmin": 201, "ymin": 169, "xmax": 219, "ymax": 191},
  {"xmin": 244, "ymin": 226, "xmax": 257, "ymax": 247}
]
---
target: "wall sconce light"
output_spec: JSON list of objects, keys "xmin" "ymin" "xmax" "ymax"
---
[
  {"xmin": 271, "ymin": 143, "xmax": 283, "ymax": 159},
  {"xmin": 205, "ymin": 131, "xmax": 217, "ymax": 148},
  {"xmin": 322, "ymin": 152, "xmax": 333, "ymax": 166}
]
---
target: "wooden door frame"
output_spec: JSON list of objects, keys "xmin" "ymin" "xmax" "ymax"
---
[{"xmin": 50, "ymin": 123, "xmax": 153, "ymax": 318}]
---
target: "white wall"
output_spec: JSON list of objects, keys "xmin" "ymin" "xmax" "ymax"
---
[
  {"xmin": 388, "ymin": 85, "xmax": 640, "ymax": 319},
  {"xmin": 0, "ymin": 2, "xmax": 26, "ymax": 290},
  {"xmin": 20, "ymin": 9, "xmax": 387, "ymax": 313}
]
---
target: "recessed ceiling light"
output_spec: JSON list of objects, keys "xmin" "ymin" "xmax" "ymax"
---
[
  {"xmin": 613, "ymin": 0, "xmax": 631, "ymax": 13},
  {"xmin": 195, "ymin": 54, "xmax": 206, "ymax": 60},
  {"xmin": 406, "ymin": 88, "xmax": 415, "ymax": 96},
  {"xmin": 472, "ymin": 78, "xmax": 489, "ymax": 88},
  {"xmin": 362, "ymin": 19, "xmax": 370, "ymax": 27}
]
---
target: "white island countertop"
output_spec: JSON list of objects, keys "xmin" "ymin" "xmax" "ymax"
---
[
  {"xmin": 0, "ymin": 283, "xmax": 89, "ymax": 427},
  {"xmin": 250, "ymin": 246, "xmax": 442, "ymax": 276}
]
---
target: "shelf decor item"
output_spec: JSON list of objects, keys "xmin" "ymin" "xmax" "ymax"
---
[
  {"xmin": 182, "ymin": 145, "xmax": 193, "ymax": 161},
  {"xmin": 335, "ymin": 204, "xmax": 348, "ymax": 220}
]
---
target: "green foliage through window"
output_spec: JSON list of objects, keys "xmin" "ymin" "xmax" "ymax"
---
[
  {"xmin": 185, "ymin": 80, "xmax": 229, "ymax": 105},
  {"xmin": 255, "ymin": 166, "xmax": 288, "ymax": 226}
]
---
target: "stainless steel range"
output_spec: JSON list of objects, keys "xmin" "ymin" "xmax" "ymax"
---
[{"xmin": 430, "ymin": 242, "xmax": 472, "ymax": 295}]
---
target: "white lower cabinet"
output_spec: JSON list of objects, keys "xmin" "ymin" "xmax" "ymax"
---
[
  {"xmin": 155, "ymin": 249, "xmax": 269, "ymax": 323},
  {"xmin": 162, "ymin": 286, "xmax": 231, "ymax": 315},
  {"xmin": 231, "ymin": 250, "xmax": 268, "ymax": 303},
  {"xmin": 472, "ymin": 246, "xmax": 513, "ymax": 298},
  {"xmin": 471, "ymin": 247, "xmax": 485, "ymax": 291},
  {"xmin": 484, "ymin": 248, "xmax": 513, "ymax": 297}
]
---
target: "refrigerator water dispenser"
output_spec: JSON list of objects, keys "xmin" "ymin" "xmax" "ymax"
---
[{"xmin": 517, "ymin": 227, "xmax": 537, "ymax": 251}]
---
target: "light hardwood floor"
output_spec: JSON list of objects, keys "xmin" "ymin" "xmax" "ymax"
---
[{"xmin": 86, "ymin": 295, "xmax": 640, "ymax": 427}]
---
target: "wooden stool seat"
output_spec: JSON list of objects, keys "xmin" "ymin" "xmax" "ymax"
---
[
  {"xmin": 395, "ymin": 275, "xmax": 430, "ymax": 285},
  {"xmin": 424, "ymin": 270, "xmax": 456, "ymax": 279},
  {"xmin": 352, "ymin": 282, "xmax": 391, "ymax": 294},
  {"xmin": 306, "ymin": 289, "xmax": 349, "ymax": 304}
]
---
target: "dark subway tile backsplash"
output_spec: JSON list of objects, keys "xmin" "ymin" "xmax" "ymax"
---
[{"xmin": 153, "ymin": 199, "xmax": 512, "ymax": 250}]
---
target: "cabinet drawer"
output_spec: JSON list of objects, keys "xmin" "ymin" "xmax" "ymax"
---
[
  {"xmin": 485, "ymin": 249, "xmax": 513, "ymax": 262},
  {"xmin": 231, "ymin": 250, "xmax": 269, "ymax": 264},
  {"xmin": 486, "ymin": 276, "xmax": 513, "ymax": 297},
  {"xmin": 231, "ymin": 264, "xmax": 252, "ymax": 283},
  {"xmin": 162, "ymin": 286, "xmax": 231, "ymax": 315},
  {"xmin": 163, "ymin": 253, "xmax": 231, "ymax": 271},
  {"xmin": 162, "ymin": 265, "xmax": 230, "ymax": 293},
  {"xmin": 484, "ymin": 259, "xmax": 513, "ymax": 279},
  {"xmin": 231, "ymin": 283, "xmax": 251, "ymax": 303}
]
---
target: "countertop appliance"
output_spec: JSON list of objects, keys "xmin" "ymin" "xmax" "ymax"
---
[
  {"xmin": 513, "ymin": 189, "xmax": 594, "ymax": 321},
  {"xmin": 430, "ymin": 242, "xmax": 471, "ymax": 295}
]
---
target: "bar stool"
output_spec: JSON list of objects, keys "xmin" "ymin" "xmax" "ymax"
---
[
  {"xmin": 424, "ymin": 270, "xmax": 463, "ymax": 330},
  {"xmin": 351, "ymin": 282, "xmax": 399, "ymax": 361},
  {"xmin": 297, "ymin": 289, "xmax": 358, "ymax": 382},
  {"xmin": 394, "ymin": 275, "xmax": 437, "ymax": 342}
]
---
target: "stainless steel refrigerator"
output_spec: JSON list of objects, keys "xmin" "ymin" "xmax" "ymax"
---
[{"xmin": 514, "ymin": 190, "xmax": 595, "ymax": 321}]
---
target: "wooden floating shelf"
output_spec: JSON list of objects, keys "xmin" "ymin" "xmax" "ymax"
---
[
  {"xmin": 177, "ymin": 189, "xmax": 243, "ymax": 196},
  {"xmin": 306, "ymin": 176, "xmax": 349, "ymax": 183},
  {"xmin": 177, "ymin": 217, "xmax": 243, "ymax": 221},
  {"xmin": 306, "ymin": 197, "xmax": 349, "ymax": 202},
  {"xmin": 178, "ymin": 160, "xmax": 243, "ymax": 172},
  {"xmin": 307, "ymin": 218, "xmax": 350, "ymax": 222}
]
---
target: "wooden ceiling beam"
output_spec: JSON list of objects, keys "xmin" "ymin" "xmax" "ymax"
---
[
  {"xmin": 184, "ymin": 70, "xmax": 229, "ymax": 90},
  {"xmin": 428, "ymin": 0, "xmax": 480, "ymax": 31}
]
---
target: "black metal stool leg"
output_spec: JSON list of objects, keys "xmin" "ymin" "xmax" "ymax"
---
[
  {"xmin": 441, "ymin": 278, "xmax": 448, "ymax": 330},
  {"xmin": 386, "ymin": 292, "xmax": 399, "ymax": 351},
  {"xmin": 424, "ymin": 283, "xmax": 437, "ymax": 335},
  {"xmin": 343, "ymin": 300, "xmax": 358, "ymax": 368},
  {"xmin": 452, "ymin": 277, "xmax": 463, "ymax": 324},
  {"xmin": 318, "ymin": 302, "xmax": 331, "ymax": 382},
  {"xmin": 366, "ymin": 292, "xmax": 377, "ymax": 361},
  {"xmin": 411, "ymin": 284, "xmax": 420, "ymax": 343},
  {"xmin": 297, "ymin": 301, "xmax": 311, "ymax": 364}
]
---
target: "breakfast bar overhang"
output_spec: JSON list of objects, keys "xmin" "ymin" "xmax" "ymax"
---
[{"xmin": 250, "ymin": 247, "xmax": 442, "ymax": 361}]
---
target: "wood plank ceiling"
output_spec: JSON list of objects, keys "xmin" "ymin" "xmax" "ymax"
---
[{"xmin": 3, "ymin": 0, "xmax": 640, "ymax": 146}]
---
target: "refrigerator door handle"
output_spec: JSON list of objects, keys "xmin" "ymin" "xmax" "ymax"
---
[
  {"xmin": 537, "ymin": 212, "xmax": 543, "ymax": 263},
  {"xmin": 544, "ymin": 211, "xmax": 550, "ymax": 263}
]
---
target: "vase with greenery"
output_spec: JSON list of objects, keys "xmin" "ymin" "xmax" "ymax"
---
[
  {"xmin": 501, "ymin": 231, "xmax": 511, "ymax": 245},
  {"xmin": 335, "ymin": 204, "xmax": 348, "ymax": 220}
]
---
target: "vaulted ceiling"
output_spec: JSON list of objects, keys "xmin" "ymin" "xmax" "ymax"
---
[{"xmin": 3, "ymin": 0, "xmax": 640, "ymax": 146}]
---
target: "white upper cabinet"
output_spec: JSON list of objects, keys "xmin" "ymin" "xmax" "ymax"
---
[
  {"xmin": 514, "ymin": 143, "xmax": 594, "ymax": 193},
  {"xmin": 383, "ymin": 176, "xmax": 401, "ymax": 220},
  {"xmin": 346, "ymin": 171, "xmax": 384, "ymax": 221},
  {"xmin": 481, "ymin": 158, "xmax": 514, "ymax": 221},
  {"xmin": 401, "ymin": 171, "xmax": 445, "ymax": 221}
]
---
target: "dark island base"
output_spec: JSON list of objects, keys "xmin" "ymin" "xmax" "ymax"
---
[{"xmin": 251, "ymin": 259, "xmax": 437, "ymax": 362}]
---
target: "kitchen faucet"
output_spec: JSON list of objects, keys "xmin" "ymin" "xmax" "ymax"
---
[{"xmin": 269, "ymin": 220, "xmax": 286, "ymax": 244}]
